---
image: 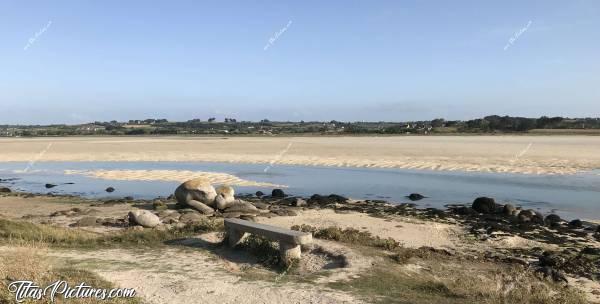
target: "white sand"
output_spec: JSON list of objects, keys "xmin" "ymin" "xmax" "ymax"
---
[{"xmin": 1, "ymin": 136, "xmax": 599, "ymax": 174}]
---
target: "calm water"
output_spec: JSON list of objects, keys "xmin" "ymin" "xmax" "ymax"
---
[{"xmin": 1, "ymin": 161, "xmax": 599, "ymax": 220}]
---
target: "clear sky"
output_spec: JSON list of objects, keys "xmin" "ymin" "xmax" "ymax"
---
[{"xmin": 1, "ymin": 0, "xmax": 599, "ymax": 124}]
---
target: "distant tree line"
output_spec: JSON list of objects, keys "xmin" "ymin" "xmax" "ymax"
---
[{"xmin": 2, "ymin": 115, "xmax": 600, "ymax": 137}]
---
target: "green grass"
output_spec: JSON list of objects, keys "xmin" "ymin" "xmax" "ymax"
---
[
  {"xmin": 290, "ymin": 224, "xmax": 400, "ymax": 250},
  {"xmin": 0, "ymin": 217, "xmax": 223, "ymax": 249}
]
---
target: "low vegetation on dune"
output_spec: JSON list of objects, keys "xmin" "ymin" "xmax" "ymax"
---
[
  {"xmin": 0, "ymin": 247, "xmax": 141, "ymax": 304},
  {"xmin": 0, "ymin": 218, "xmax": 223, "ymax": 248},
  {"xmin": 290, "ymin": 224, "xmax": 588, "ymax": 304}
]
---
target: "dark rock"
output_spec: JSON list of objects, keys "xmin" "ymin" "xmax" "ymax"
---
[
  {"xmin": 539, "ymin": 251, "xmax": 565, "ymax": 267},
  {"xmin": 569, "ymin": 219, "xmax": 583, "ymax": 228},
  {"xmin": 454, "ymin": 206, "xmax": 476, "ymax": 216},
  {"xmin": 255, "ymin": 191, "xmax": 264, "ymax": 197},
  {"xmin": 0, "ymin": 187, "xmax": 11, "ymax": 193},
  {"xmin": 105, "ymin": 187, "xmax": 115, "ymax": 193},
  {"xmin": 472, "ymin": 197, "xmax": 496, "ymax": 214},
  {"xmin": 308, "ymin": 194, "xmax": 349, "ymax": 205},
  {"xmin": 45, "ymin": 184, "xmax": 57, "ymax": 189},
  {"xmin": 407, "ymin": 193, "xmax": 425, "ymax": 201},
  {"xmin": 124, "ymin": 196, "xmax": 134, "ymax": 201},
  {"xmin": 502, "ymin": 204, "xmax": 516, "ymax": 216},
  {"xmin": 544, "ymin": 214, "xmax": 562, "ymax": 225},
  {"xmin": 531, "ymin": 212, "xmax": 544, "ymax": 224},
  {"xmin": 271, "ymin": 189, "xmax": 285, "ymax": 198}
]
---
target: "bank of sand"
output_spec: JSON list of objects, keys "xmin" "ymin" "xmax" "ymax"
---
[{"xmin": 1, "ymin": 136, "xmax": 600, "ymax": 175}]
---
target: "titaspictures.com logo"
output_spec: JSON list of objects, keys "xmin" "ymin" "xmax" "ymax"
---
[{"xmin": 7, "ymin": 280, "xmax": 136, "ymax": 303}]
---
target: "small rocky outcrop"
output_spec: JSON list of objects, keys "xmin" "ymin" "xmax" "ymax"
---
[
  {"xmin": 472, "ymin": 197, "xmax": 496, "ymax": 214},
  {"xmin": 0, "ymin": 187, "xmax": 11, "ymax": 193},
  {"xmin": 105, "ymin": 187, "xmax": 115, "ymax": 193},
  {"xmin": 128, "ymin": 210, "xmax": 161, "ymax": 228},
  {"xmin": 224, "ymin": 200, "xmax": 260, "ymax": 215},
  {"xmin": 45, "ymin": 184, "xmax": 57, "ymax": 189},
  {"xmin": 174, "ymin": 178, "xmax": 217, "ymax": 207},
  {"xmin": 255, "ymin": 191, "xmax": 264, "ymax": 197}
]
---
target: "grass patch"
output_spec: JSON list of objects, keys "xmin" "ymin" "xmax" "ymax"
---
[
  {"xmin": 291, "ymin": 224, "xmax": 400, "ymax": 250},
  {"xmin": 328, "ymin": 263, "xmax": 587, "ymax": 304},
  {"xmin": 0, "ymin": 217, "xmax": 223, "ymax": 249},
  {"xmin": 0, "ymin": 247, "xmax": 141, "ymax": 304}
]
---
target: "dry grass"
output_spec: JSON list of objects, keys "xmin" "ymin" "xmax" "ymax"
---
[
  {"xmin": 290, "ymin": 224, "xmax": 400, "ymax": 250},
  {"xmin": 0, "ymin": 246, "xmax": 140, "ymax": 304},
  {"xmin": 0, "ymin": 218, "xmax": 223, "ymax": 249}
]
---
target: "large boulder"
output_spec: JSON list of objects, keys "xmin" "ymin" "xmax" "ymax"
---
[
  {"xmin": 472, "ymin": 197, "xmax": 496, "ymax": 214},
  {"xmin": 128, "ymin": 210, "xmax": 161, "ymax": 228},
  {"xmin": 187, "ymin": 200, "xmax": 215, "ymax": 215},
  {"xmin": 174, "ymin": 178, "xmax": 217, "ymax": 207}
]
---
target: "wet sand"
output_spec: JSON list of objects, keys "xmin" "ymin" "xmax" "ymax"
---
[{"xmin": 1, "ymin": 136, "xmax": 600, "ymax": 175}]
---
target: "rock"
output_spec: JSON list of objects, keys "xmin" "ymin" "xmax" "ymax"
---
[
  {"xmin": 531, "ymin": 212, "xmax": 544, "ymax": 224},
  {"xmin": 45, "ymin": 183, "xmax": 57, "ymax": 189},
  {"xmin": 502, "ymin": 204, "xmax": 516, "ymax": 216},
  {"xmin": 224, "ymin": 200, "xmax": 260, "ymax": 214},
  {"xmin": 407, "ymin": 193, "xmax": 425, "ymax": 201},
  {"xmin": 582, "ymin": 246, "xmax": 600, "ymax": 255},
  {"xmin": 454, "ymin": 206, "xmax": 476, "ymax": 216},
  {"xmin": 128, "ymin": 210, "xmax": 161, "ymax": 228},
  {"xmin": 157, "ymin": 210, "xmax": 179, "ymax": 218},
  {"xmin": 179, "ymin": 212, "xmax": 205, "ymax": 223},
  {"xmin": 72, "ymin": 216, "xmax": 100, "ymax": 227},
  {"xmin": 124, "ymin": 196, "xmax": 134, "ymax": 201},
  {"xmin": 215, "ymin": 192, "xmax": 235, "ymax": 210},
  {"xmin": 569, "ymin": 219, "xmax": 583, "ymax": 228},
  {"xmin": 291, "ymin": 198, "xmax": 307, "ymax": 207},
  {"xmin": 153, "ymin": 200, "xmax": 168, "ymax": 211},
  {"xmin": 187, "ymin": 200, "xmax": 215, "ymax": 215},
  {"xmin": 308, "ymin": 194, "xmax": 348, "ymax": 205},
  {"xmin": 105, "ymin": 187, "xmax": 115, "ymax": 193},
  {"xmin": 255, "ymin": 191, "xmax": 264, "ymax": 197},
  {"xmin": 544, "ymin": 214, "xmax": 562, "ymax": 225},
  {"xmin": 472, "ymin": 197, "xmax": 496, "ymax": 214},
  {"xmin": 215, "ymin": 185, "xmax": 235, "ymax": 209},
  {"xmin": 174, "ymin": 178, "xmax": 217, "ymax": 206},
  {"xmin": 272, "ymin": 189, "xmax": 286, "ymax": 198},
  {"xmin": 0, "ymin": 187, "xmax": 12, "ymax": 193},
  {"xmin": 518, "ymin": 213, "xmax": 531, "ymax": 223}
]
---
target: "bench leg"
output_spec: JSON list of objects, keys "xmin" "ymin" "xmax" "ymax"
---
[
  {"xmin": 279, "ymin": 242, "xmax": 301, "ymax": 265},
  {"xmin": 227, "ymin": 228, "xmax": 245, "ymax": 247}
]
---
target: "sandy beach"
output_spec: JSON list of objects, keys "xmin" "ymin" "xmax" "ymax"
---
[{"xmin": 1, "ymin": 136, "xmax": 600, "ymax": 175}]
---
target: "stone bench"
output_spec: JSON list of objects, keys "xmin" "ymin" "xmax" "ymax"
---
[{"xmin": 224, "ymin": 218, "xmax": 312, "ymax": 264}]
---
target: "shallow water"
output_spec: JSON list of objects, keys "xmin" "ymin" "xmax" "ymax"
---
[{"xmin": 0, "ymin": 161, "xmax": 599, "ymax": 220}]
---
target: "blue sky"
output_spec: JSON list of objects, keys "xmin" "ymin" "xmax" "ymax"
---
[{"xmin": 1, "ymin": 0, "xmax": 599, "ymax": 124}]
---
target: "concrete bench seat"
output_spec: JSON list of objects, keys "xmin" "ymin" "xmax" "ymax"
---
[{"xmin": 224, "ymin": 218, "xmax": 312, "ymax": 264}]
